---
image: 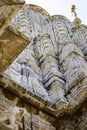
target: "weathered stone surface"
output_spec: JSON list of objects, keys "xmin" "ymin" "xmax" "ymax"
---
[
  {"xmin": 0, "ymin": 0, "xmax": 25, "ymax": 5},
  {"xmin": 56, "ymin": 101, "xmax": 87, "ymax": 130},
  {"xmin": 0, "ymin": 3, "xmax": 87, "ymax": 130},
  {"xmin": 0, "ymin": 123, "xmax": 13, "ymax": 130},
  {"xmin": 0, "ymin": 106, "xmax": 26, "ymax": 130},
  {"xmin": 0, "ymin": 89, "xmax": 56, "ymax": 130},
  {"xmin": 0, "ymin": 29, "xmax": 28, "ymax": 73},
  {"xmin": 0, "ymin": 0, "xmax": 25, "ymax": 36},
  {"xmin": 0, "ymin": 0, "xmax": 31, "ymax": 74},
  {"xmin": 59, "ymin": 43, "xmax": 87, "ymax": 92},
  {"xmin": 34, "ymin": 34, "xmax": 68, "ymax": 105},
  {"xmin": 32, "ymin": 114, "xmax": 56, "ymax": 130},
  {"xmin": 72, "ymin": 25, "xmax": 87, "ymax": 50},
  {"xmin": 0, "ymin": 91, "xmax": 15, "ymax": 111}
]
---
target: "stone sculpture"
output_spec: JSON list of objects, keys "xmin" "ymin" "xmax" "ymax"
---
[
  {"xmin": 20, "ymin": 60, "xmax": 50, "ymax": 100},
  {"xmin": 0, "ymin": 106, "xmax": 27, "ymax": 130}
]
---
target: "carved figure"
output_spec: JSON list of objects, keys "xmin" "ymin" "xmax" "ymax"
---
[
  {"xmin": 0, "ymin": 106, "xmax": 27, "ymax": 130},
  {"xmin": 20, "ymin": 60, "xmax": 49, "ymax": 100}
]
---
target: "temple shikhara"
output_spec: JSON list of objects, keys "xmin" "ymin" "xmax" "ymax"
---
[{"xmin": 0, "ymin": 0, "xmax": 87, "ymax": 130}]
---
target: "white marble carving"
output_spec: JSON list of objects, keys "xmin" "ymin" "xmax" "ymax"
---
[{"xmin": 3, "ymin": 5, "xmax": 87, "ymax": 108}]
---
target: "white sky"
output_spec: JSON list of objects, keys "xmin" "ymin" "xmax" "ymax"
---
[{"xmin": 25, "ymin": 0, "xmax": 87, "ymax": 25}]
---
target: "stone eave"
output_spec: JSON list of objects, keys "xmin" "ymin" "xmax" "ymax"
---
[
  {"xmin": 0, "ymin": 75, "xmax": 86, "ymax": 118},
  {"xmin": 0, "ymin": 28, "xmax": 29, "ymax": 73}
]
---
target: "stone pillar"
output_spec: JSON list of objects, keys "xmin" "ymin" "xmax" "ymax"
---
[{"xmin": 34, "ymin": 33, "xmax": 68, "ymax": 105}]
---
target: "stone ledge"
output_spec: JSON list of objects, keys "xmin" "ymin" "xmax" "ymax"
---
[
  {"xmin": 0, "ymin": 75, "xmax": 86, "ymax": 118},
  {"xmin": 0, "ymin": 75, "xmax": 64, "ymax": 117}
]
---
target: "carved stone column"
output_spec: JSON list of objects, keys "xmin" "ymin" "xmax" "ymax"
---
[{"xmin": 34, "ymin": 33, "xmax": 68, "ymax": 105}]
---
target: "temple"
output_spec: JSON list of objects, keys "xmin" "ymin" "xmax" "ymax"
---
[{"xmin": 0, "ymin": 1, "xmax": 87, "ymax": 130}]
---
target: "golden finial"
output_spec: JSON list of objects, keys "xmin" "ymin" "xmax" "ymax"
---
[
  {"xmin": 71, "ymin": 5, "xmax": 77, "ymax": 18},
  {"xmin": 71, "ymin": 5, "xmax": 76, "ymax": 12},
  {"xmin": 71, "ymin": 5, "xmax": 81, "ymax": 26}
]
